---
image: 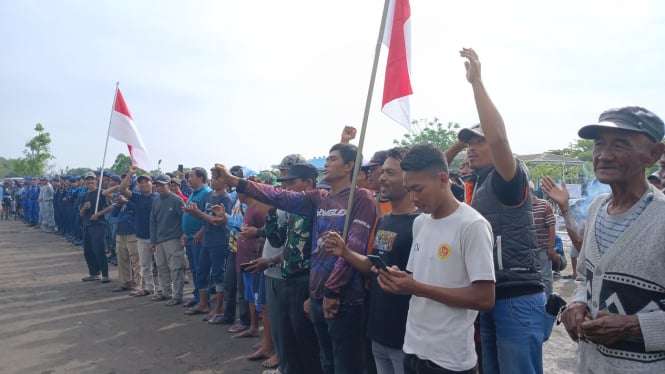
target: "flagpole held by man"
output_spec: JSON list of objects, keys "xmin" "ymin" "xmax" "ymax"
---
[{"xmin": 342, "ymin": 0, "xmax": 412, "ymax": 239}]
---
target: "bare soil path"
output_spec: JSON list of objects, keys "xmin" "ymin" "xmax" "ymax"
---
[{"xmin": 0, "ymin": 219, "xmax": 578, "ymax": 373}]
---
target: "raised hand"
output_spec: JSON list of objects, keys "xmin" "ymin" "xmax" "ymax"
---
[
  {"xmin": 460, "ymin": 48, "xmax": 481, "ymax": 84},
  {"xmin": 341, "ymin": 126, "xmax": 357, "ymax": 143},
  {"xmin": 541, "ymin": 176, "xmax": 570, "ymax": 210}
]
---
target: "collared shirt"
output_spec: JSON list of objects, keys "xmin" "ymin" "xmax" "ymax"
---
[
  {"xmin": 182, "ymin": 185, "xmax": 212, "ymax": 238},
  {"xmin": 265, "ymin": 209, "xmax": 313, "ymax": 278}
]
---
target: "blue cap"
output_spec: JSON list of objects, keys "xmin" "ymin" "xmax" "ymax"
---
[{"xmin": 110, "ymin": 175, "xmax": 122, "ymax": 183}]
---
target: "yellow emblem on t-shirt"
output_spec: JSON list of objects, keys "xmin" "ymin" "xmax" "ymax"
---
[{"xmin": 437, "ymin": 243, "xmax": 452, "ymax": 260}]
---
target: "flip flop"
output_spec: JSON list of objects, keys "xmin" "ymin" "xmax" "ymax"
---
[
  {"xmin": 233, "ymin": 329, "xmax": 260, "ymax": 338},
  {"xmin": 184, "ymin": 308, "xmax": 209, "ymax": 316},
  {"xmin": 261, "ymin": 356, "xmax": 280, "ymax": 369},
  {"xmin": 228, "ymin": 324, "xmax": 250, "ymax": 333},
  {"xmin": 247, "ymin": 351, "xmax": 270, "ymax": 361},
  {"xmin": 208, "ymin": 314, "xmax": 233, "ymax": 325}
]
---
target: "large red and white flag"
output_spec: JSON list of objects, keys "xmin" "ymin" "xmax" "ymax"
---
[
  {"xmin": 109, "ymin": 88, "xmax": 151, "ymax": 170},
  {"xmin": 381, "ymin": 0, "xmax": 412, "ymax": 131}
]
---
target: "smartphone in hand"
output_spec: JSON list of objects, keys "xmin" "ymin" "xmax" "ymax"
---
[
  {"xmin": 367, "ymin": 255, "xmax": 388, "ymax": 271},
  {"xmin": 239, "ymin": 262, "xmax": 252, "ymax": 272}
]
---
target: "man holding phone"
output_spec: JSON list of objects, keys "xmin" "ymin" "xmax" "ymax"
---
[
  {"xmin": 379, "ymin": 144, "xmax": 495, "ymax": 374},
  {"xmin": 325, "ymin": 146, "xmax": 419, "ymax": 374}
]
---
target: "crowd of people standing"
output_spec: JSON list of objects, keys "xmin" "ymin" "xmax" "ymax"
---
[{"xmin": 3, "ymin": 48, "xmax": 665, "ymax": 374}]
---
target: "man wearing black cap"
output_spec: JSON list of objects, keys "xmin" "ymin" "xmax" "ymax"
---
[
  {"xmin": 214, "ymin": 142, "xmax": 377, "ymax": 374},
  {"xmin": 559, "ymin": 106, "xmax": 665, "ymax": 373},
  {"xmin": 245, "ymin": 161, "xmax": 324, "ymax": 373},
  {"xmin": 451, "ymin": 48, "xmax": 545, "ymax": 373},
  {"xmin": 80, "ymin": 172, "xmax": 114, "ymax": 283},
  {"xmin": 363, "ymin": 150, "xmax": 392, "ymax": 218}
]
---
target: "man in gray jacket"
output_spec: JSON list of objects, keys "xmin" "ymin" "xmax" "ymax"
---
[
  {"xmin": 149, "ymin": 174, "xmax": 186, "ymax": 306},
  {"xmin": 559, "ymin": 106, "xmax": 665, "ymax": 373}
]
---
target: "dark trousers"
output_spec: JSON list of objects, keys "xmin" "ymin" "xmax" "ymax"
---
[
  {"xmin": 83, "ymin": 224, "xmax": 108, "ymax": 277},
  {"xmin": 281, "ymin": 273, "xmax": 323, "ymax": 374},
  {"xmin": 185, "ymin": 237, "xmax": 203, "ymax": 302},
  {"xmin": 310, "ymin": 298, "xmax": 363, "ymax": 374},
  {"xmin": 403, "ymin": 354, "xmax": 475, "ymax": 374},
  {"xmin": 222, "ymin": 251, "xmax": 249, "ymax": 326}
]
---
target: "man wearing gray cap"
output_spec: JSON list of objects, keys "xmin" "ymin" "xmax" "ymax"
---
[{"xmin": 559, "ymin": 106, "xmax": 665, "ymax": 373}]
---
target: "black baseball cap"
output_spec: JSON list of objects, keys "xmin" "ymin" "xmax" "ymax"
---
[
  {"xmin": 153, "ymin": 175, "xmax": 171, "ymax": 185},
  {"xmin": 458, "ymin": 123, "xmax": 484, "ymax": 143},
  {"xmin": 578, "ymin": 106, "xmax": 665, "ymax": 142},
  {"xmin": 362, "ymin": 150, "xmax": 388, "ymax": 169},
  {"xmin": 277, "ymin": 163, "xmax": 319, "ymax": 182}
]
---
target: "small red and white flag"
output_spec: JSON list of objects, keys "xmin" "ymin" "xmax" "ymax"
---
[
  {"xmin": 109, "ymin": 88, "xmax": 151, "ymax": 170},
  {"xmin": 381, "ymin": 0, "xmax": 412, "ymax": 131}
]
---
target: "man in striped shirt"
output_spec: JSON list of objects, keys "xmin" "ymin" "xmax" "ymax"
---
[{"xmin": 529, "ymin": 181, "xmax": 557, "ymax": 298}]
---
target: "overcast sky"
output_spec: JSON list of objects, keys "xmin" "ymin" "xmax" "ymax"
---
[{"xmin": 2, "ymin": 0, "xmax": 664, "ymax": 173}]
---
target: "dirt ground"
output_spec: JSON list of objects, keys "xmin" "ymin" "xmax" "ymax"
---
[{"xmin": 0, "ymin": 219, "xmax": 578, "ymax": 374}]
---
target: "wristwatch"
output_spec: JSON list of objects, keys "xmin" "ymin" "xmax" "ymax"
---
[{"xmin": 268, "ymin": 258, "xmax": 276, "ymax": 268}]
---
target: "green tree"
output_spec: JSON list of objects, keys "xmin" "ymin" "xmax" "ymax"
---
[
  {"xmin": 393, "ymin": 118, "xmax": 461, "ymax": 151},
  {"xmin": 393, "ymin": 118, "xmax": 464, "ymax": 168},
  {"xmin": 110, "ymin": 153, "xmax": 133, "ymax": 175},
  {"xmin": 548, "ymin": 139, "xmax": 594, "ymax": 162},
  {"xmin": 0, "ymin": 157, "xmax": 21, "ymax": 179},
  {"xmin": 526, "ymin": 163, "xmax": 589, "ymax": 185},
  {"xmin": 65, "ymin": 167, "xmax": 93, "ymax": 176},
  {"xmin": 13, "ymin": 123, "xmax": 55, "ymax": 176}
]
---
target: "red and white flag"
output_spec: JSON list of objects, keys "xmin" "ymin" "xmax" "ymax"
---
[
  {"xmin": 109, "ymin": 88, "xmax": 151, "ymax": 170},
  {"xmin": 381, "ymin": 0, "xmax": 412, "ymax": 131}
]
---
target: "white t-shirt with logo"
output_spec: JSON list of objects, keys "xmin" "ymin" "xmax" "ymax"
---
[{"xmin": 403, "ymin": 203, "xmax": 495, "ymax": 371}]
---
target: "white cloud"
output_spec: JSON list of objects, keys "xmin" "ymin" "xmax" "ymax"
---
[{"xmin": 2, "ymin": 0, "xmax": 665, "ymax": 174}]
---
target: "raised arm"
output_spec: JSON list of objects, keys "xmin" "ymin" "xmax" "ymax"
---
[
  {"xmin": 213, "ymin": 163, "xmax": 318, "ymax": 217},
  {"xmin": 461, "ymin": 48, "xmax": 516, "ymax": 181},
  {"xmin": 119, "ymin": 166, "xmax": 138, "ymax": 198},
  {"xmin": 444, "ymin": 140, "xmax": 468, "ymax": 166},
  {"xmin": 102, "ymin": 185, "xmax": 120, "ymax": 198}
]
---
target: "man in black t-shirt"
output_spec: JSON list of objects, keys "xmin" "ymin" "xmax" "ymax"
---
[
  {"xmin": 325, "ymin": 146, "xmax": 419, "ymax": 374},
  {"xmin": 80, "ymin": 172, "xmax": 114, "ymax": 283}
]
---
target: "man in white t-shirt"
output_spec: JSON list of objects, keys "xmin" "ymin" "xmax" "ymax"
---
[{"xmin": 378, "ymin": 143, "xmax": 495, "ymax": 373}]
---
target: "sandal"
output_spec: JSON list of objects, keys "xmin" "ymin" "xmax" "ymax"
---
[
  {"xmin": 165, "ymin": 298, "xmax": 182, "ymax": 306},
  {"xmin": 247, "ymin": 351, "xmax": 270, "ymax": 361},
  {"xmin": 261, "ymin": 355, "xmax": 280, "ymax": 369},
  {"xmin": 184, "ymin": 307, "xmax": 209, "ymax": 316},
  {"xmin": 227, "ymin": 324, "xmax": 250, "ymax": 333},
  {"xmin": 208, "ymin": 314, "xmax": 233, "ymax": 325},
  {"xmin": 151, "ymin": 294, "xmax": 171, "ymax": 302},
  {"xmin": 131, "ymin": 289, "xmax": 152, "ymax": 297},
  {"xmin": 233, "ymin": 329, "xmax": 260, "ymax": 338}
]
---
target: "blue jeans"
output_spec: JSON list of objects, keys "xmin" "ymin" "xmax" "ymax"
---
[
  {"xmin": 403, "ymin": 354, "xmax": 474, "ymax": 374},
  {"xmin": 185, "ymin": 237, "xmax": 202, "ymax": 303},
  {"xmin": 372, "ymin": 340, "xmax": 404, "ymax": 374},
  {"xmin": 480, "ymin": 292, "xmax": 546, "ymax": 374},
  {"xmin": 310, "ymin": 299, "xmax": 363, "ymax": 374},
  {"xmin": 197, "ymin": 245, "xmax": 229, "ymax": 291},
  {"xmin": 106, "ymin": 215, "xmax": 118, "ymax": 256}
]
